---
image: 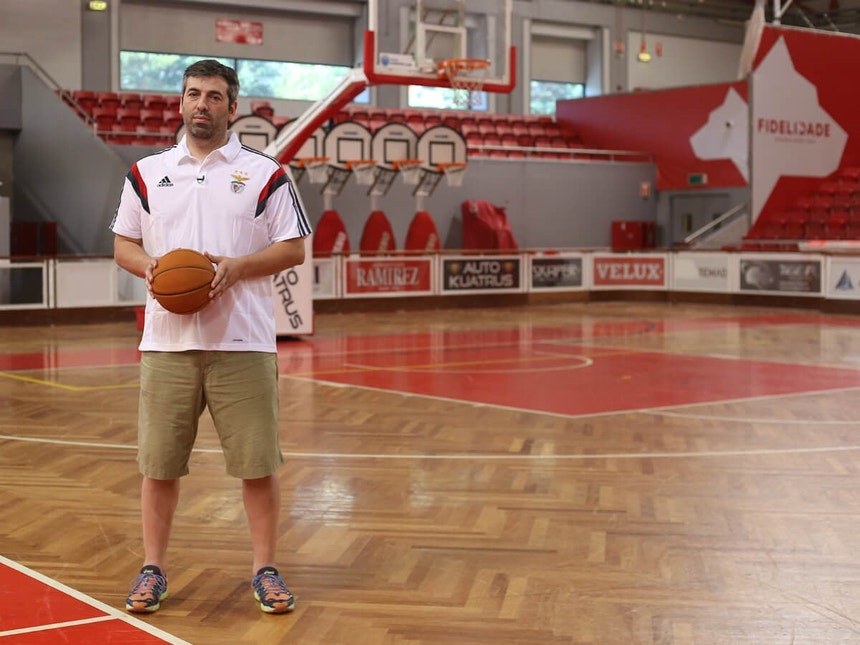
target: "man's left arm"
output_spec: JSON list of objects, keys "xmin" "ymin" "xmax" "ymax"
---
[{"xmin": 205, "ymin": 238, "xmax": 305, "ymax": 295}]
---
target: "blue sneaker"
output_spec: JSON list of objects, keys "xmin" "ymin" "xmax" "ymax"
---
[
  {"xmin": 126, "ymin": 565, "xmax": 168, "ymax": 613},
  {"xmin": 252, "ymin": 567, "xmax": 295, "ymax": 614}
]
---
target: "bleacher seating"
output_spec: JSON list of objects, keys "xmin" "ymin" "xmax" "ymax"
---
[
  {"xmin": 743, "ymin": 167, "xmax": 860, "ymax": 247},
  {"xmin": 59, "ymin": 90, "xmax": 593, "ymax": 160}
]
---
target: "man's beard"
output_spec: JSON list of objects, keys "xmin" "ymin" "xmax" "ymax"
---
[{"xmin": 187, "ymin": 114, "xmax": 216, "ymax": 138}]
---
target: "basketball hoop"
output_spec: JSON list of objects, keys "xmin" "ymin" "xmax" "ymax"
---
[
  {"xmin": 346, "ymin": 159, "xmax": 378, "ymax": 186},
  {"xmin": 438, "ymin": 58, "xmax": 491, "ymax": 109},
  {"xmin": 295, "ymin": 157, "xmax": 330, "ymax": 184},
  {"xmin": 393, "ymin": 159, "xmax": 425, "ymax": 186},
  {"xmin": 438, "ymin": 162, "xmax": 467, "ymax": 188}
]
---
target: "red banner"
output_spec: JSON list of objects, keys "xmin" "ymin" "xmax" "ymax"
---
[
  {"xmin": 345, "ymin": 258, "xmax": 433, "ymax": 296},
  {"xmin": 751, "ymin": 26, "xmax": 857, "ymax": 221},
  {"xmin": 593, "ymin": 256, "xmax": 666, "ymax": 287},
  {"xmin": 556, "ymin": 82, "xmax": 749, "ymax": 191},
  {"xmin": 215, "ymin": 19, "xmax": 263, "ymax": 45}
]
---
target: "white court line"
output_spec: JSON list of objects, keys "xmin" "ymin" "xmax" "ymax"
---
[
  {"xmin": 283, "ymin": 374, "xmax": 860, "ymax": 421},
  {"xmin": 4, "ymin": 381, "xmax": 860, "ymax": 462},
  {"xmin": 0, "ymin": 555, "xmax": 190, "ymax": 644},
  {"xmin": 0, "ymin": 431, "xmax": 858, "ymax": 460}
]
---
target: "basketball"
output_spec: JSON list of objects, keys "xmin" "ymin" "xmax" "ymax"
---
[{"xmin": 151, "ymin": 248, "xmax": 216, "ymax": 314}]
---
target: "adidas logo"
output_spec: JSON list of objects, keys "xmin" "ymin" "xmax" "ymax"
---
[{"xmin": 156, "ymin": 176, "xmax": 173, "ymax": 188}]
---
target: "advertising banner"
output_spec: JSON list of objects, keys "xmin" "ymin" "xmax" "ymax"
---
[
  {"xmin": 441, "ymin": 256, "xmax": 522, "ymax": 295},
  {"xmin": 313, "ymin": 258, "xmax": 337, "ymax": 300},
  {"xmin": 344, "ymin": 257, "xmax": 434, "ymax": 298},
  {"xmin": 826, "ymin": 257, "xmax": 860, "ymax": 300},
  {"xmin": 215, "ymin": 19, "xmax": 263, "ymax": 45},
  {"xmin": 738, "ymin": 255, "xmax": 821, "ymax": 295},
  {"xmin": 273, "ymin": 236, "xmax": 314, "ymax": 336},
  {"xmin": 555, "ymin": 82, "xmax": 748, "ymax": 191},
  {"xmin": 592, "ymin": 255, "xmax": 667, "ymax": 290},
  {"xmin": 751, "ymin": 27, "xmax": 856, "ymax": 222},
  {"xmin": 671, "ymin": 252, "xmax": 732, "ymax": 292},
  {"xmin": 530, "ymin": 254, "xmax": 585, "ymax": 292}
]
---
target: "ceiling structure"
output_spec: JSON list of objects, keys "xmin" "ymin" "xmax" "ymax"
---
[{"xmin": 587, "ymin": 0, "xmax": 860, "ymax": 31}]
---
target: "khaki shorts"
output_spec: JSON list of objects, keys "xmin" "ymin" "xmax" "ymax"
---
[{"xmin": 138, "ymin": 351, "xmax": 283, "ymax": 479}]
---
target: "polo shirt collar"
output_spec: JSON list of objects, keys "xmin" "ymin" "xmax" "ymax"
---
[{"xmin": 175, "ymin": 131, "xmax": 242, "ymax": 165}]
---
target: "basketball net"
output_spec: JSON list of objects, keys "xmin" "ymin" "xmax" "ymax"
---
[
  {"xmin": 393, "ymin": 159, "xmax": 424, "ymax": 186},
  {"xmin": 346, "ymin": 160, "xmax": 378, "ymax": 186},
  {"xmin": 438, "ymin": 58, "xmax": 491, "ymax": 109},
  {"xmin": 296, "ymin": 157, "xmax": 330, "ymax": 184},
  {"xmin": 438, "ymin": 162, "xmax": 467, "ymax": 187}
]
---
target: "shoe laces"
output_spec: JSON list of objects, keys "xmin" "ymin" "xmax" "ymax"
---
[
  {"xmin": 132, "ymin": 571, "xmax": 164, "ymax": 595},
  {"xmin": 257, "ymin": 572, "xmax": 289, "ymax": 596}
]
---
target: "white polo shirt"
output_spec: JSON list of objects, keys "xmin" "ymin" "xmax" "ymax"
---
[{"xmin": 111, "ymin": 133, "xmax": 311, "ymax": 353}]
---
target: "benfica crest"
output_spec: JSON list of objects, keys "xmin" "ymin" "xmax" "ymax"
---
[{"xmin": 230, "ymin": 170, "xmax": 250, "ymax": 193}]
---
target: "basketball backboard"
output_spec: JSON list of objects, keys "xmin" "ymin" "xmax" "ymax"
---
[
  {"xmin": 365, "ymin": 0, "xmax": 515, "ymax": 94},
  {"xmin": 371, "ymin": 123, "xmax": 420, "ymax": 169}
]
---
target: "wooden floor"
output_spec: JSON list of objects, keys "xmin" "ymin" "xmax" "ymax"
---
[{"xmin": 2, "ymin": 301, "xmax": 860, "ymax": 644}]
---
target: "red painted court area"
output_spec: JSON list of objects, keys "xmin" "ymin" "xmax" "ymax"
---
[
  {"xmin": 282, "ymin": 314, "xmax": 860, "ymax": 415},
  {"xmin": 0, "ymin": 559, "xmax": 185, "ymax": 644}
]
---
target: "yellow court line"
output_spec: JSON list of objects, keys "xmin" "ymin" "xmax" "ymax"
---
[
  {"xmin": 344, "ymin": 351, "xmax": 591, "ymax": 372},
  {"xmin": 0, "ymin": 371, "xmax": 138, "ymax": 392},
  {"xmin": 288, "ymin": 349, "xmax": 610, "ymax": 378}
]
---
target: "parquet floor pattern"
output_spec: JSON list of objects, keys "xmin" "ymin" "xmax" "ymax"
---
[{"xmin": 1, "ymin": 302, "xmax": 860, "ymax": 644}]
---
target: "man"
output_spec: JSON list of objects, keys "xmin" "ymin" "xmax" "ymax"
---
[{"xmin": 110, "ymin": 59, "xmax": 310, "ymax": 614}]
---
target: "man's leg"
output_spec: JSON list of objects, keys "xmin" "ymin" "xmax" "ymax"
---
[
  {"xmin": 127, "ymin": 476, "xmax": 177, "ymax": 613},
  {"xmin": 141, "ymin": 476, "xmax": 180, "ymax": 570},
  {"xmin": 243, "ymin": 474, "xmax": 280, "ymax": 572},
  {"xmin": 245, "ymin": 473, "xmax": 295, "ymax": 613}
]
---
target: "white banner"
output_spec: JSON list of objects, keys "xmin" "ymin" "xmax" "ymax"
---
[
  {"xmin": 273, "ymin": 236, "xmax": 314, "ymax": 336},
  {"xmin": 671, "ymin": 252, "xmax": 732, "ymax": 292},
  {"xmin": 826, "ymin": 257, "xmax": 860, "ymax": 301}
]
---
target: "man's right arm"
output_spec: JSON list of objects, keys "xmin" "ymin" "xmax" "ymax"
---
[{"xmin": 114, "ymin": 234, "xmax": 155, "ymax": 281}]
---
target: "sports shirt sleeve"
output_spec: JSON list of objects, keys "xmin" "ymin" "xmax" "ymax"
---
[
  {"xmin": 109, "ymin": 163, "xmax": 146, "ymax": 240},
  {"xmin": 256, "ymin": 165, "xmax": 312, "ymax": 243}
]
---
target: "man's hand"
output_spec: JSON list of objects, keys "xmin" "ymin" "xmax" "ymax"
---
[{"xmin": 204, "ymin": 252, "xmax": 245, "ymax": 299}]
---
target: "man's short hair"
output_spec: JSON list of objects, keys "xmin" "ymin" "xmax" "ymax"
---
[{"xmin": 182, "ymin": 59, "xmax": 240, "ymax": 105}]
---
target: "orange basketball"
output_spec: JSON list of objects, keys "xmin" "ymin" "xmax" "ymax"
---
[{"xmin": 151, "ymin": 248, "xmax": 216, "ymax": 314}]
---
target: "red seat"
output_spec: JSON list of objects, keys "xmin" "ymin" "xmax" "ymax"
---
[
  {"xmin": 97, "ymin": 92, "xmax": 120, "ymax": 111},
  {"xmin": 804, "ymin": 220, "xmax": 826, "ymax": 239},
  {"xmin": 109, "ymin": 123, "xmax": 135, "ymax": 145},
  {"xmin": 783, "ymin": 211, "xmax": 807, "ymax": 238},
  {"xmin": 839, "ymin": 166, "xmax": 860, "ymax": 182},
  {"xmin": 369, "ymin": 115, "xmax": 387, "ymax": 132},
  {"xmin": 116, "ymin": 107, "xmax": 141, "ymax": 129},
  {"xmin": 139, "ymin": 108, "xmax": 164, "ymax": 127},
  {"xmin": 120, "ymin": 93, "xmax": 142, "ymax": 110},
  {"xmin": 250, "ymin": 100, "xmax": 274, "ymax": 119},
  {"xmin": 72, "ymin": 90, "xmax": 98, "ymax": 115},
  {"xmin": 477, "ymin": 121, "xmax": 496, "ymax": 135},
  {"xmin": 825, "ymin": 212, "xmax": 849, "ymax": 239},
  {"xmin": 90, "ymin": 106, "xmax": 117, "ymax": 131},
  {"xmin": 142, "ymin": 94, "xmax": 168, "ymax": 111},
  {"xmin": 159, "ymin": 124, "xmax": 178, "ymax": 145},
  {"xmin": 136, "ymin": 124, "xmax": 165, "ymax": 146},
  {"xmin": 163, "ymin": 112, "xmax": 182, "ymax": 131}
]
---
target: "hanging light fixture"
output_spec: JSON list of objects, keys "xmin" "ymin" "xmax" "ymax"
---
[{"xmin": 637, "ymin": 1, "xmax": 652, "ymax": 63}]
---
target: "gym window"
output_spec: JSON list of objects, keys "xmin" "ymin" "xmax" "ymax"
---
[{"xmin": 119, "ymin": 51, "xmax": 369, "ymax": 103}]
